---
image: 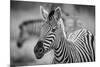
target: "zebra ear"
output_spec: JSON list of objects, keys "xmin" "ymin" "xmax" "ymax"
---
[
  {"xmin": 40, "ymin": 6, "xmax": 48, "ymax": 21},
  {"xmin": 54, "ymin": 7, "xmax": 62, "ymax": 22}
]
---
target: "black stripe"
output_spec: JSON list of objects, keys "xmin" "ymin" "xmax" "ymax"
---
[
  {"xmin": 43, "ymin": 40, "xmax": 51, "ymax": 44},
  {"xmin": 55, "ymin": 41, "xmax": 63, "ymax": 56},
  {"xmin": 45, "ymin": 38, "xmax": 53, "ymax": 43}
]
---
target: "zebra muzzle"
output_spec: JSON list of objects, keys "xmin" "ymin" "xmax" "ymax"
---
[{"xmin": 34, "ymin": 41, "xmax": 45, "ymax": 59}]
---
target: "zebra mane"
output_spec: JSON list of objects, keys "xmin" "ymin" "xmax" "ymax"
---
[
  {"xmin": 58, "ymin": 18, "xmax": 67, "ymax": 39},
  {"xmin": 48, "ymin": 10, "xmax": 55, "ymax": 20}
]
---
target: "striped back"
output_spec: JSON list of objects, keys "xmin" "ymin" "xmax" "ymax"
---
[
  {"xmin": 67, "ymin": 29, "xmax": 95, "ymax": 62},
  {"xmin": 52, "ymin": 29, "xmax": 95, "ymax": 63}
]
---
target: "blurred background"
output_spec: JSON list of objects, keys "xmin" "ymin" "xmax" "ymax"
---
[{"xmin": 10, "ymin": 0, "xmax": 95, "ymax": 66}]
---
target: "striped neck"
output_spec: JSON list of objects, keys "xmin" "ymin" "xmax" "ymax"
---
[{"xmin": 53, "ymin": 34, "xmax": 78, "ymax": 63}]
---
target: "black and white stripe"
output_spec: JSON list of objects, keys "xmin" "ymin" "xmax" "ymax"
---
[
  {"xmin": 51, "ymin": 29, "xmax": 95, "ymax": 63},
  {"xmin": 34, "ymin": 6, "xmax": 95, "ymax": 64},
  {"xmin": 43, "ymin": 33, "xmax": 56, "ymax": 50},
  {"xmin": 42, "ymin": 28, "xmax": 95, "ymax": 63}
]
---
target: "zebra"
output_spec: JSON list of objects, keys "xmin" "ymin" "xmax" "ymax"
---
[
  {"xmin": 17, "ymin": 19, "xmax": 44, "ymax": 48},
  {"xmin": 34, "ymin": 6, "xmax": 95, "ymax": 64}
]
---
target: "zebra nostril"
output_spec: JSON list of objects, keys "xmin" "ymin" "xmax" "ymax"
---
[
  {"xmin": 34, "ymin": 41, "xmax": 45, "ymax": 59},
  {"xmin": 34, "ymin": 41, "xmax": 44, "ymax": 54},
  {"xmin": 38, "ymin": 48, "xmax": 43, "ymax": 53}
]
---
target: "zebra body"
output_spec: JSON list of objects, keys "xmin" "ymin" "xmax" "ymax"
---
[
  {"xmin": 53, "ymin": 28, "xmax": 95, "ymax": 63},
  {"xmin": 34, "ymin": 6, "xmax": 95, "ymax": 64}
]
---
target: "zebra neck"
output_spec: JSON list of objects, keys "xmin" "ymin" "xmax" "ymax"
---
[{"xmin": 53, "ymin": 36, "xmax": 78, "ymax": 63}]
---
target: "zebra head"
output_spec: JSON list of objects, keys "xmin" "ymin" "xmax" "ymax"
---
[{"xmin": 34, "ymin": 6, "xmax": 65, "ymax": 59}]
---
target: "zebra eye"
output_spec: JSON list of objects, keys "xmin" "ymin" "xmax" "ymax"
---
[{"xmin": 51, "ymin": 27, "xmax": 56, "ymax": 32}]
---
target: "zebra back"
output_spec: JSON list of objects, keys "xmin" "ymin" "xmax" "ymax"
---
[{"xmin": 67, "ymin": 29, "xmax": 95, "ymax": 62}]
